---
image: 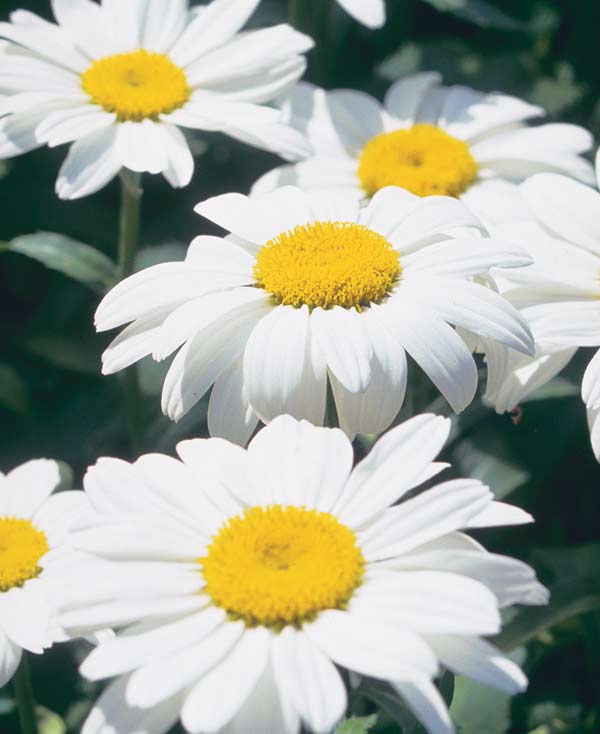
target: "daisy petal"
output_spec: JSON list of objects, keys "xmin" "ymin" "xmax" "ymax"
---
[
  {"xmin": 56, "ymin": 125, "xmax": 121, "ymax": 200},
  {"xmin": 0, "ymin": 628, "xmax": 22, "ymax": 688},
  {"xmin": 384, "ymin": 72, "xmax": 442, "ymax": 127},
  {"xmin": 4, "ymin": 459, "xmax": 61, "ymax": 518},
  {"xmin": 392, "ymin": 676, "xmax": 454, "ymax": 734},
  {"xmin": 208, "ymin": 355, "xmax": 259, "ymax": 446}
]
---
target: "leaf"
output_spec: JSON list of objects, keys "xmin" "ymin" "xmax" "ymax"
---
[
  {"xmin": 0, "ymin": 232, "xmax": 117, "ymax": 294},
  {"xmin": 450, "ymin": 649, "xmax": 526, "ymax": 734},
  {"xmin": 358, "ymin": 678, "xmax": 423, "ymax": 733},
  {"xmin": 336, "ymin": 714, "xmax": 378, "ymax": 734},
  {"xmin": 420, "ymin": 0, "xmax": 528, "ymax": 31},
  {"xmin": 0, "ymin": 363, "xmax": 28, "ymax": 414},
  {"xmin": 492, "ymin": 577, "xmax": 600, "ymax": 652},
  {"xmin": 451, "ymin": 439, "xmax": 530, "ymax": 500}
]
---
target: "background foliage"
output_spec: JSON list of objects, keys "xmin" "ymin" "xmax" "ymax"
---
[{"xmin": 1, "ymin": 0, "xmax": 600, "ymax": 732}]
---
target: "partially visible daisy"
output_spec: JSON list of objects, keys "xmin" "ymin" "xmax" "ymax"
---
[
  {"xmin": 336, "ymin": 0, "xmax": 386, "ymax": 28},
  {"xmin": 0, "ymin": 459, "xmax": 93, "ymax": 685},
  {"xmin": 0, "ymin": 0, "xmax": 313, "ymax": 199},
  {"xmin": 469, "ymin": 170, "xmax": 600, "ymax": 460},
  {"xmin": 57, "ymin": 414, "xmax": 547, "ymax": 734},
  {"xmin": 95, "ymin": 185, "xmax": 534, "ymax": 444},
  {"xmin": 251, "ymin": 74, "xmax": 594, "ymax": 222}
]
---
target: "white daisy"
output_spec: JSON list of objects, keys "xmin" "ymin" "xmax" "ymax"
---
[
  {"xmin": 250, "ymin": 73, "xmax": 594, "ymax": 222},
  {"xmin": 336, "ymin": 0, "xmax": 386, "ymax": 28},
  {"xmin": 57, "ymin": 414, "xmax": 547, "ymax": 734},
  {"xmin": 94, "ymin": 185, "xmax": 535, "ymax": 444},
  {"xmin": 0, "ymin": 0, "xmax": 313, "ymax": 199},
  {"xmin": 467, "ymin": 170, "xmax": 600, "ymax": 460},
  {"xmin": 0, "ymin": 458, "xmax": 94, "ymax": 685}
]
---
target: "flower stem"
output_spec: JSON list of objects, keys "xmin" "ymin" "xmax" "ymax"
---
[
  {"xmin": 13, "ymin": 655, "xmax": 38, "ymax": 734},
  {"xmin": 289, "ymin": 0, "xmax": 303, "ymax": 27},
  {"xmin": 118, "ymin": 169, "xmax": 143, "ymax": 452}
]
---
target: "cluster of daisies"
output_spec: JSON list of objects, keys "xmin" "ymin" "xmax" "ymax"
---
[{"xmin": 0, "ymin": 0, "xmax": 597, "ymax": 733}]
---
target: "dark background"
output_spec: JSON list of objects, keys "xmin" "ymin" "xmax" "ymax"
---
[{"xmin": 1, "ymin": 0, "xmax": 599, "ymax": 732}]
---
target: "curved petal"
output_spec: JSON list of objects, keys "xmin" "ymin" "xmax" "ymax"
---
[
  {"xmin": 208, "ymin": 355, "xmax": 259, "ymax": 446},
  {"xmin": 56, "ymin": 125, "xmax": 121, "ymax": 200}
]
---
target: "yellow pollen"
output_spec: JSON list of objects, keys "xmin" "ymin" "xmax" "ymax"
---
[
  {"xmin": 201, "ymin": 506, "xmax": 365, "ymax": 629},
  {"xmin": 0, "ymin": 517, "xmax": 49, "ymax": 592},
  {"xmin": 358, "ymin": 123, "xmax": 479, "ymax": 198},
  {"xmin": 254, "ymin": 221, "xmax": 401, "ymax": 310},
  {"xmin": 81, "ymin": 50, "xmax": 190, "ymax": 122}
]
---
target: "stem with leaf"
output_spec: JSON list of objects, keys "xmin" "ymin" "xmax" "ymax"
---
[
  {"xmin": 117, "ymin": 169, "xmax": 143, "ymax": 451},
  {"xmin": 13, "ymin": 655, "xmax": 38, "ymax": 734}
]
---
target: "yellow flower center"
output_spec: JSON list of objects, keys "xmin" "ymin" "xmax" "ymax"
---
[
  {"xmin": 358, "ymin": 123, "xmax": 479, "ymax": 198},
  {"xmin": 0, "ymin": 517, "xmax": 49, "ymax": 592},
  {"xmin": 201, "ymin": 506, "xmax": 365, "ymax": 629},
  {"xmin": 81, "ymin": 50, "xmax": 191, "ymax": 122},
  {"xmin": 254, "ymin": 221, "xmax": 401, "ymax": 310}
]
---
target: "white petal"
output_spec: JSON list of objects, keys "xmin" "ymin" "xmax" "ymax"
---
[
  {"xmin": 80, "ymin": 608, "xmax": 226, "ymax": 680},
  {"xmin": 56, "ymin": 125, "xmax": 121, "ymax": 200},
  {"xmin": 324, "ymin": 89, "xmax": 386, "ymax": 155},
  {"xmin": 208, "ymin": 355, "xmax": 259, "ymax": 446},
  {"xmin": 394, "ymin": 279, "xmax": 534, "ymax": 356},
  {"xmin": 583, "ymin": 349, "xmax": 600, "ymax": 409},
  {"xmin": 357, "ymin": 479, "xmax": 492, "ymax": 559},
  {"xmin": 126, "ymin": 621, "xmax": 245, "ymax": 708},
  {"xmin": 3, "ymin": 459, "xmax": 60, "ymax": 518},
  {"xmin": 115, "ymin": 120, "xmax": 168, "ymax": 175},
  {"xmin": 467, "ymin": 501, "xmax": 533, "ymax": 528},
  {"xmin": 35, "ymin": 105, "xmax": 115, "ymax": 147},
  {"xmin": 428, "ymin": 636, "xmax": 527, "ymax": 693},
  {"xmin": 521, "ymin": 173, "xmax": 600, "ymax": 255},
  {"xmin": 587, "ymin": 403, "xmax": 600, "ymax": 462},
  {"xmin": 51, "ymin": 0, "xmax": 116, "ymax": 59},
  {"xmin": 181, "ymin": 627, "xmax": 270, "ymax": 734},
  {"xmin": 33, "ymin": 490, "xmax": 95, "ymax": 543},
  {"xmin": 335, "ymin": 413, "xmax": 451, "ymax": 528},
  {"xmin": 331, "ymin": 307, "xmax": 407, "ymax": 439},
  {"xmin": 392, "ymin": 676, "xmax": 455, "ymax": 734},
  {"xmin": 0, "ymin": 628, "xmax": 22, "ymax": 687},
  {"xmin": 377, "ymin": 301, "xmax": 478, "ymax": 413},
  {"xmin": 310, "ymin": 306, "xmax": 372, "ymax": 394},
  {"xmin": 246, "ymin": 415, "xmax": 352, "ymax": 510},
  {"xmin": 160, "ymin": 122, "xmax": 194, "ymax": 188},
  {"xmin": 0, "ymin": 583, "xmax": 49, "ymax": 653},
  {"xmin": 244, "ymin": 305, "xmax": 326, "ymax": 426},
  {"xmin": 336, "ymin": 0, "xmax": 386, "ymax": 28},
  {"xmin": 306, "ymin": 610, "xmax": 438, "ymax": 680},
  {"xmin": 169, "ymin": 0, "xmax": 260, "ymax": 68},
  {"xmin": 101, "ymin": 311, "xmax": 170, "ymax": 375},
  {"xmin": 384, "ymin": 72, "xmax": 442, "ymax": 127},
  {"xmin": 161, "ymin": 294, "xmax": 271, "ymax": 422},
  {"xmin": 272, "ymin": 627, "xmax": 346, "ymax": 734}
]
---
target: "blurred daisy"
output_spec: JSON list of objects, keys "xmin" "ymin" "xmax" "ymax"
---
[
  {"xmin": 469, "ymin": 170, "xmax": 600, "ymax": 460},
  {"xmin": 0, "ymin": 459, "xmax": 93, "ymax": 685},
  {"xmin": 251, "ymin": 73, "xmax": 594, "ymax": 221},
  {"xmin": 336, "ymin": 0, "xmax": 386, "ymax": 28},
  {"xmin": 95, "ymin": 185, "xmax": 534, "ymax": 444},
  {"xmin": 58, "ymin": 414, "xmax": 547, "ymax": 734},
  {"xmin": 0, "ymin": 0, "xmax": 313, "ymax": 199}
]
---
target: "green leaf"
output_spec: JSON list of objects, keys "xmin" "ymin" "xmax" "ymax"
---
[
  {"xmin": 450, "ymin": 649, "xmax": 526, "ymax": 734},
  {"xmin": 335, "ymin": 714, "xmax": 378, "ymax": 734},
  {"xmin": 452, "ymin": 439, "xmax": 530, "ymax": 499},
  {"xmin": 420, "ymin": 0, "xmax": 528, "ymax": 31},
  {"xmin": 0, "ymin": 232, "xmax": 117, "ymax": 294},
  {"xmin": 0, "ymin": 363, "xmax": 28, "ymax": 414},
  {"xmin": 492, "ymin": 577, "xmax": 600, "ymax": 652}
]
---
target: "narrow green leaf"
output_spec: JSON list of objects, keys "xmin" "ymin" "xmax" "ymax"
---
[
  {"xmin": 0, "ymin": 363, "xmax": 28, "ymax": 414},
  {"xmin": 335, "ymin": 714, "xmax": 378, "ymax": 734},
  {"xmin": 24, "ymin": 334, "xmax": 102, "ymax": 376},
  {"xmin": 421, "ymin": 0, "xmax": 528, "ymax": 31},
  {"xmin": 0, "ymin": 232, "xmax": 117, "ymax": 293}
]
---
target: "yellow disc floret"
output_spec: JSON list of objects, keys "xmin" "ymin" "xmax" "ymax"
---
[
  {"xmin": 358, "ymin": 124, "xmax": 479, "ymax": 198},
  {"xmin": 0, "ymin": 517, "xmax": 49, "ymax": 592},
  {"xmin": 254, "ymin": 221, "xmax": 401, "ymax": 310},
  {"xmin": 201, "ymin": 506, "xmax": 365, "ymax": 628},
  {"xmin": 81, "ymin": 50, "xmax": 190, "ymax": 122}
]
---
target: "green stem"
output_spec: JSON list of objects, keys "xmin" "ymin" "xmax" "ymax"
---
[
  {"xmin": 289, "ymin": 0, "xmax": 303, "ymax": 27},
  {"xmin": 13, "ymin": 655, "xmax": 38, "ymax": 734},
  {"xmin": 118, "ymin": 169, "xmax": 143, "ymax": 452}
]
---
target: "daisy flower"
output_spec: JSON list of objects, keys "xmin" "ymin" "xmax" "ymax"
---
[
  {"xmin": 336, "ymin": 0, "xmax": 386, "ymax": 29},
  {"xmin": 468, "ymin": 169, "xmax": 600, "ymax": 459},
  {"xmin": 95, "ymin": 185, "xmax": 535, "ymax": 444},
  {"xmin": 0, "ymin": 0, "xmax": 313, "ymax": 199},
  {"xmin": 57, "ymin": 414, "xmax": 547, "ymax": 734},
  {"xmin": 0, "ymin": 458, "xmax": 93, "ymax": 685},
  {"xmin": 251, "ymin": 73, "xmax": 594, "ymax": 222}
]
